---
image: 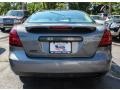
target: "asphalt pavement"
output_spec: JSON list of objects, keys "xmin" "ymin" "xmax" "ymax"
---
[{"xmin": 0, "ymin": 61, "xmax": 120, "ymax": 89}]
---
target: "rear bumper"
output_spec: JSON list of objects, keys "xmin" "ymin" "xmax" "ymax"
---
[
  {"xmin": 9, "ymin": 50, "xmax": 112, "ymax": 76},
  {"xmin": 0, "ymin": 25, "xmax": 13, "ymax": 29},
  {"xmin": 0, "ymin": 23, "xmax": 18, "ymax": 29},
  {"xmin": 10, "ymin": 59, "xmax": 111, "ymax": 76},
  {"xmin": 0, "ymin": 25, "xmax": 13, "ymax": 31}
]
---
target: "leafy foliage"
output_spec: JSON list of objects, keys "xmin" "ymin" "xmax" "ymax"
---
[
  {"xmin": 69, "ymin": 2, "xmax": 91, "ymax": 13},
  {"xmin": 91, "ymin": 2, "xmax": 120, "ymax": 15},
  {"xmin": 0, "ymin": 2, "xmax": 119, "ymax": 15}
]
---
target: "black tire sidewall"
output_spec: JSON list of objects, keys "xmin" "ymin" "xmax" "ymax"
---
[
  {"xmin": 19, "ymin": 76, "xmax": 36, "ymax": 83},
  {"xmin": 1, "ymin": 28, "xmax": 5, "ymax": 32}
]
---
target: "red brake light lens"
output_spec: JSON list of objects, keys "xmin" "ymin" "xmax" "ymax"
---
[
  {"xmin": 99, "ymin": 30, "xmax": 112, "ymax": 47},
  {"xmin": 49, "ymin": 26, "xmax": 72, "ymax": 30},
  {"xmin": 9, "ymin": 29, "xmax": 22, "ymax": 47}
]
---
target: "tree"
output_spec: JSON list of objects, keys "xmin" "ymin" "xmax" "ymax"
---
[
  {"xmin": 91, "ymin": 2, "xmax": 120, "ymax": 15},
  {"xmin": 0, "ymin": 2, "xmax": 11, "ymax": 15},
  {"xmin": 69, "ymin": 2, "xmax": 91, "ymax": 13},
  {"xmin": 0, "ymin": 2, "xmax": 119, "ymax": 15}
]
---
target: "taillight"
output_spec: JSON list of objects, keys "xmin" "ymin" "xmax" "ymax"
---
[
  {"xmin": 9, "ymin": 28, "xmax": 22, "ymax": 47},
  {"xmin": 99, "ymin": 30, "xmax": 112, "ymax": 47}
]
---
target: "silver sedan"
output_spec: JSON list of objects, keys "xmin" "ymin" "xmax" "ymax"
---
[{"xmin": 9, "ymin": 10, "xmax": 112, "ymax": 82}]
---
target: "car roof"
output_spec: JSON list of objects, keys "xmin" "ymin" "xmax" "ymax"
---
[
  {"xmin": 35, "ymin": 10, "xmax": 87, "ymax": 14},
  {"xmin": 112, "ymin": 15, "xmax": 120, "ymax": 16},
  {"xmin": 90, "ymin": 15, "xmax": 99, "ymax": 16},
  {"xmin": 41, "ymin": 10, "xmax": 83, "ymax": 12},
  {"xmin": 0, "ymin": 15, "xmax": 17, "ymax": 18}
]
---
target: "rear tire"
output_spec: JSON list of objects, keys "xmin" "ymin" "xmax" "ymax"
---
[
  {"xmin": 118, "ymin": 33, "xmax": 120, "ymax": 40},
  {"xmin": 19, "ymin": 76, "xmax": 36, "ymax": 84},
  {"xmin": 93, "ymin": 72, "xmax": 107, "ymax": 80},
  {"xmin": 0, "ymin": 28, "xmax": 5, "ymax": 32}
]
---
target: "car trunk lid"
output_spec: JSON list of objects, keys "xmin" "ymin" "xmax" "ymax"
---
[{"xmin": 17, "ymin": 24, "xmax": 103, "ymax": 58}]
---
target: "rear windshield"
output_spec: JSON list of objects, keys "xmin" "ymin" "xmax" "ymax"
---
[
  {"xmin": 6, "ymin": 10, "xmax": 24, "ymax": 17},
  {"xmin": 26, "ymin": 11, "xmax": 94, "ymax": 23}
]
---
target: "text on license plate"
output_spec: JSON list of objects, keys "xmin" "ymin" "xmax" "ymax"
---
[{"xmin": 50, "ymin": 42, "xmax": 71, "ymax": 54}]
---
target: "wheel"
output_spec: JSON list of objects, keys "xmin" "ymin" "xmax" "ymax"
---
[
  {"xmin": 93, "ymin": 72, "xmax": 107, "ymax": 81},
  {"xmin": 118, "ymin": 33, "xmax": 120, "ymax": 40},
  {"xmin": 19, "ymin": 76, "xmax": 36, "ymax": 84},
  {"xmin": 0, "ymin": 28, "xmax": 5, "ymax": 32}
]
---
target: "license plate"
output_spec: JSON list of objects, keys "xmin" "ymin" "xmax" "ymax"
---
[{"xmin": 50, "ymin": 42, "xmax": 71, "ymax": 54}]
